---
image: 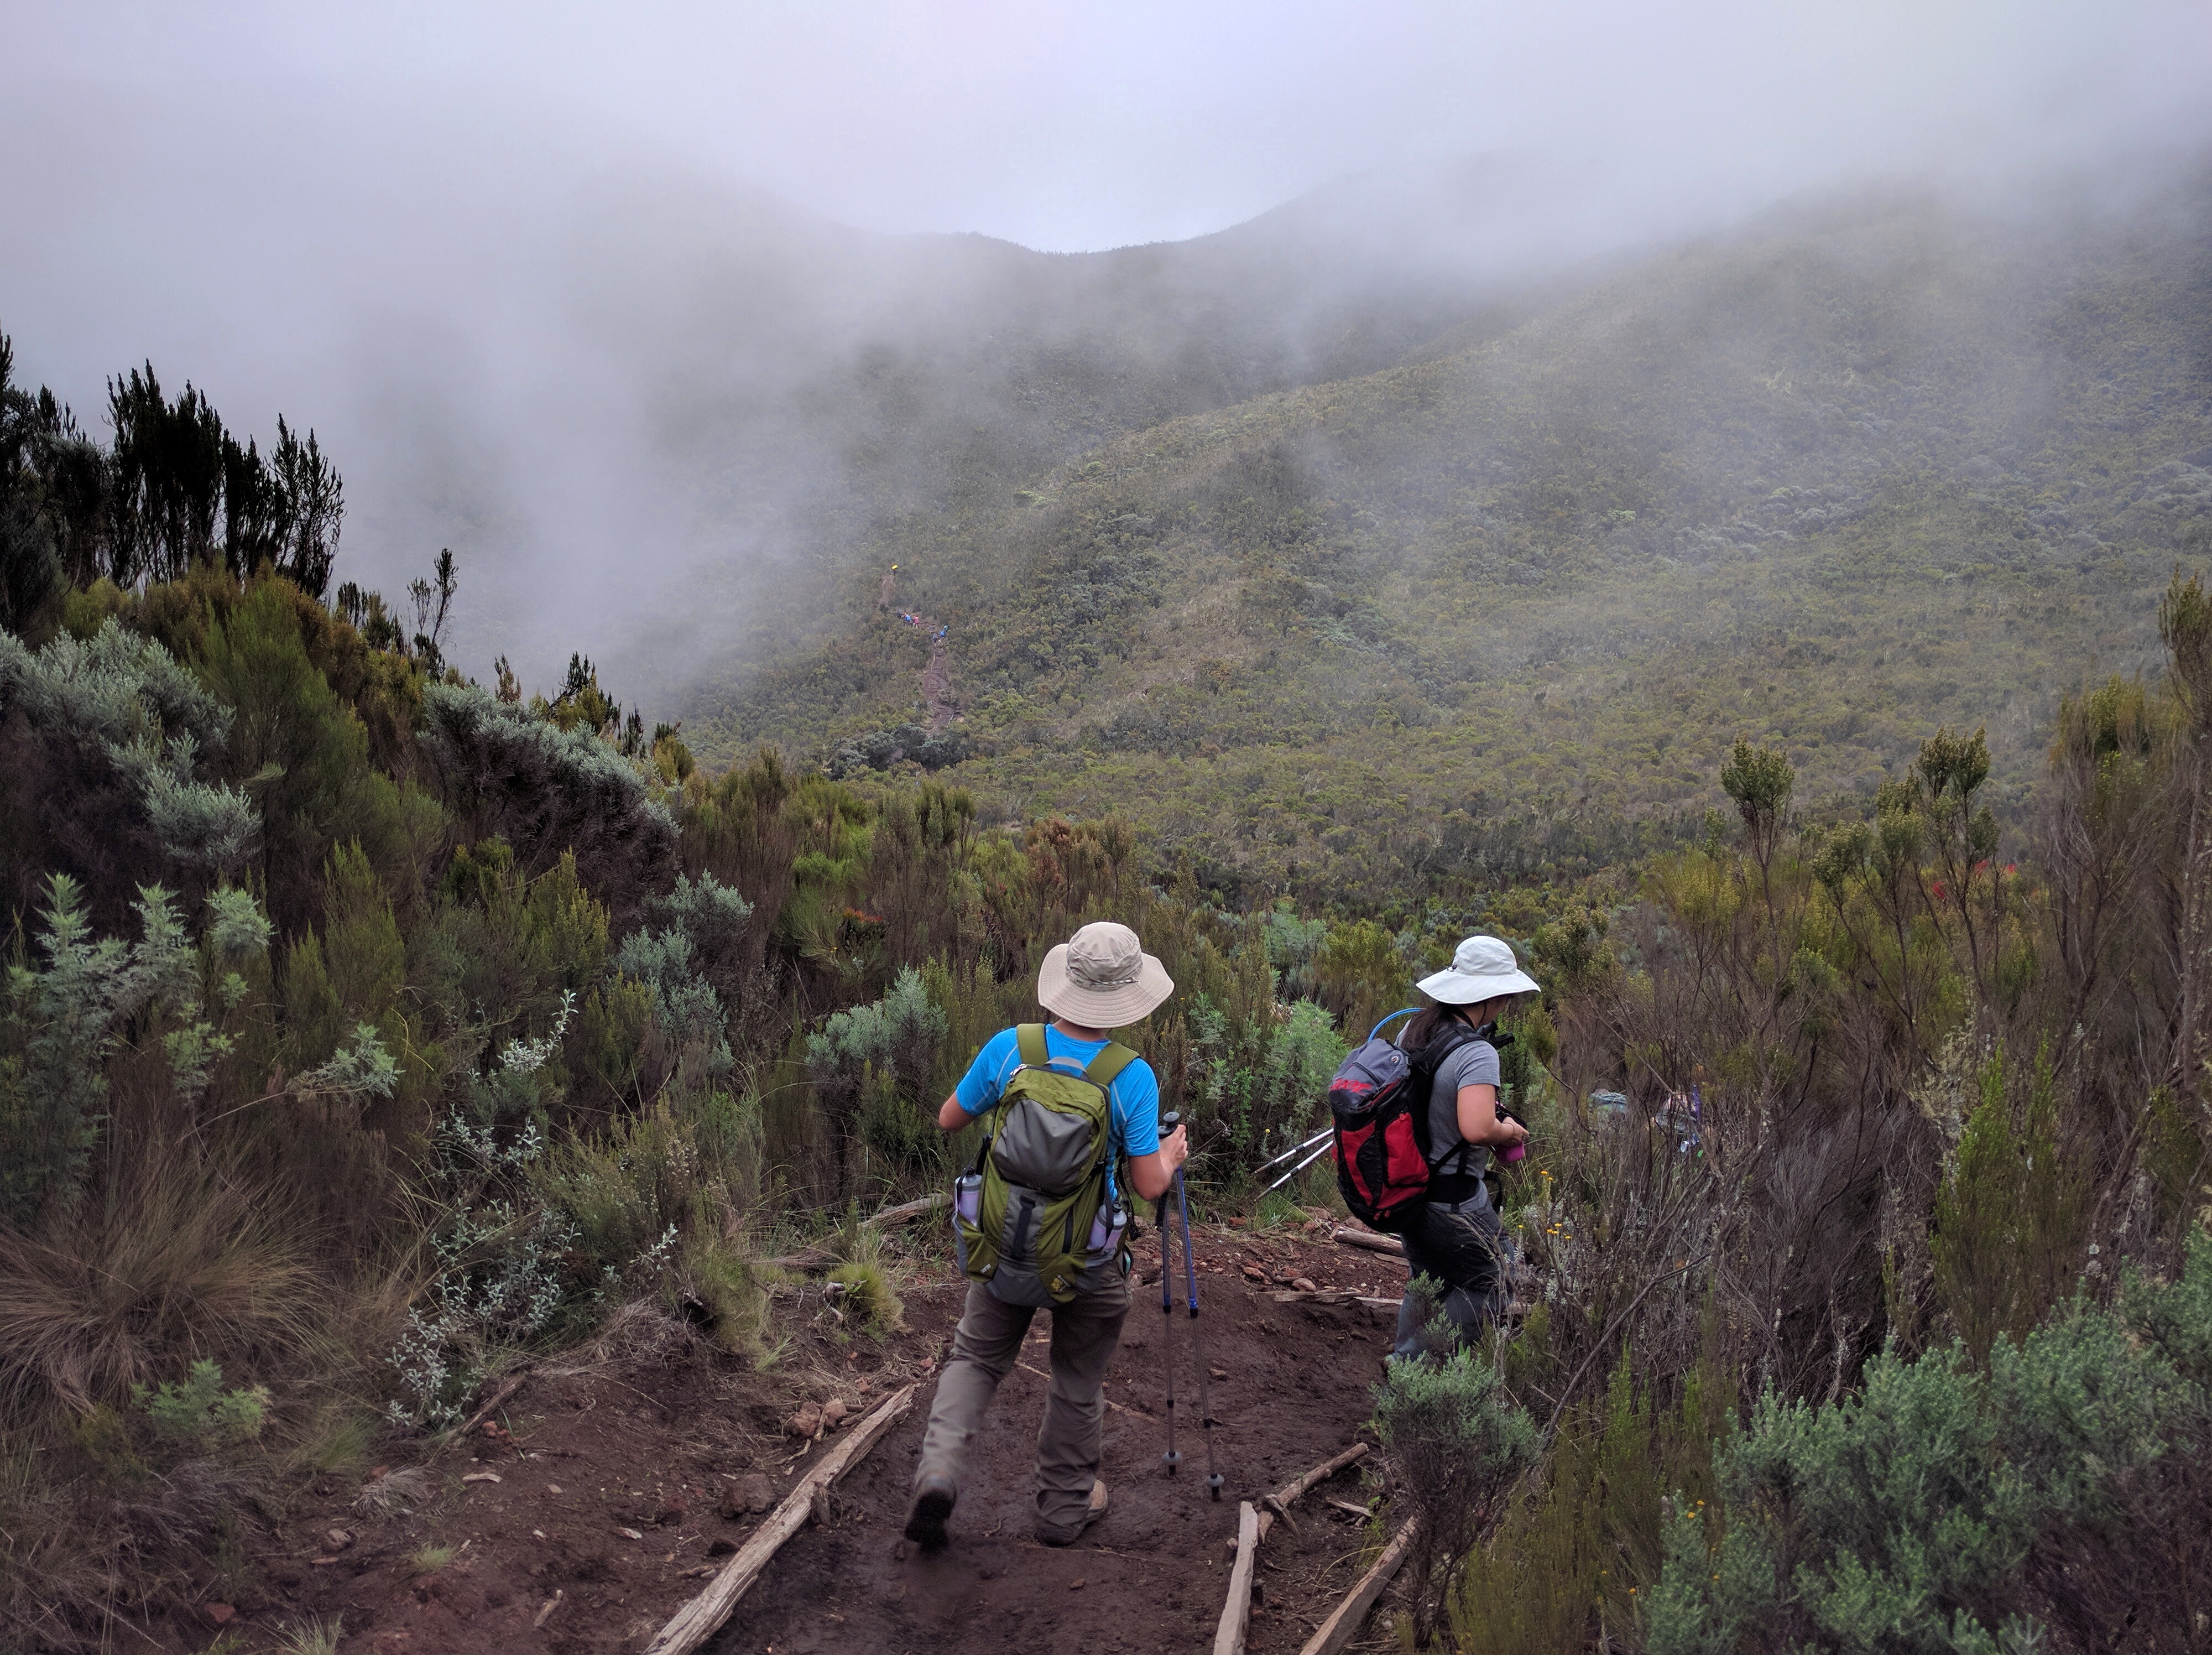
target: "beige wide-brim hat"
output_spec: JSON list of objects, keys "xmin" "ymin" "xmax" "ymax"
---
[
  {"xmin": 1417, "ymin": 934, "xmax": 1541, "ymax": 1006},
  {"xmin": 1037, "ymin": 920, "xmax": 1175, "ymax": 1027}
]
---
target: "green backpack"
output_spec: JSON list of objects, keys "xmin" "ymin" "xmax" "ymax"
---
[{"xmin": 953, "ymin": 1026, "xmax": 1134, "ymax": 1305}]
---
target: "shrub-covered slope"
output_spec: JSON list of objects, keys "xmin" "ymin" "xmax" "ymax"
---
[{"xmin": 692, "ymin": 175, "xmax": 2212, "ymax": 904}]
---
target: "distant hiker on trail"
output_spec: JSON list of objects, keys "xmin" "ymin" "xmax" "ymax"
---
[
  {"xmin": 906, "ymin": 921, "xmax": 1187, "ymax": 1550},
  {"xmin": 1389, "ymin": 935, "xmax": 1536, "ymax": 1361}
]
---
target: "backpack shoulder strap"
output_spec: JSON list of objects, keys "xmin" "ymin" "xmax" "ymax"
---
[
  {"xmin": 1016, "ymin": 1023, "xmax": 1050, "ymax": 1067},
  {"xmin": 1082, "ymin": 1042, "xmax": 1138, "ymax": 1089}
]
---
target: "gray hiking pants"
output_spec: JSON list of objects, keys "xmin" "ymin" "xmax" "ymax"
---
[
  {"xmin": 1392, "ymin": 1191, "xmax": 1511, "ymax": 1361},
  {"xmin": 915, "ymin": 1275, "xmax": 1130, "ymax": 1542}
]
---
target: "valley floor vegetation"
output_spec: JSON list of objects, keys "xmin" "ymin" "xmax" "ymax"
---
[{"xmin": 1, "ymin": 329, "xmax": 2209, "ymax": 1653}]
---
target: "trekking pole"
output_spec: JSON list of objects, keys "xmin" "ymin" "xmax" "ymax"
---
[
  {"xmin": 1172, "ymin": 1160, "xmax": 1225, "ymax": 1500},
  {"xmin": 1157, "ymin": 1112, "xmax": 1182, "ymax": 1476},
  {"xmin": 1253, "ymin": 1126, "xmax": 1331, "ymax": 1175},
  {"xmin": 1263, "ymin": 1136, "xmax": 1333, "ymax": 1193}
]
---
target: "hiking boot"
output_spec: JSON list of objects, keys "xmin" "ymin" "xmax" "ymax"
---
[
  {"xmin": 904, "ymin": 1474, "xmax": 956, "ymax": 1552},
  {"xmin": 1036, "ymin": 1479, "xmax": 1108, "ymax": 1546}
]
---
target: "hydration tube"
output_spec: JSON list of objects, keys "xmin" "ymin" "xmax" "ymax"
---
[{"xmin": 1369, "ymin": 1007, "xmax": 1421, "ymax": 1043}]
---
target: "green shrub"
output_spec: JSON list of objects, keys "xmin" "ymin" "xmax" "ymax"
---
[
  {"xmin": 807, "ymin": 966, "xmax": 947, "ymax": 1193},
  {"xmin": 416, "ymin": 680, "xmax": 676, "ymax": 929},
  {"xmin": 1647, "ymin": 1231, "xmax": 2212, "ymax": 1655},
  {"xmin": 1316, "ymin": 919, "xmax": 1413, "ymax": 1044},
  {"xmin": 134, "ymin": 1360, "xmax": 269, "ymax": 1450},
  {"xmin": 0, "ymin": 618, "xmax": 258, "ymax": 916},
  {"xmin": 0, "ymin": 876, "xmax": 194, "ymax": 1222},
  {"xmin": 1374, "ymin": 1343, "xmax": 1540, "ymax": 1644},
  {"xmin": 1454, "ymin": 1350, "xmax": 1725, "ymax": 1653},
  {"xmin": 1931, "ymin": 1047, "xmax": 2087, "ymax": 1365}
]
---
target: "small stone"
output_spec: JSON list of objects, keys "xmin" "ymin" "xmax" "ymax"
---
[
  {"xmin": 1292, "ymin": 1277, "xmax": 1318, "ymax": 1293},
  {"xmin": 785, "ymin": 1404, "xmax": 823, "ymax": 1439},
  {"xmin": 1241, "ymin": 1263, "xmax": 1267, "ymax": 1282},
  {"xmin": 719, "ymin": 1473, "xmax": 775, "ymax": 1517},
  {"xmin": 654, "ymin": 1494, "xmax": 687, "ymax": 1526},
  {"xmin": 1209, "ymin": 1367, "xmax": 1228, "ymax": 1381},
  {"xmin": 615, "ymin": 1526, "xmax": 645, "ymax": 1540},
  {"xmin": 546, "ymin": 1484, "xmax": 563, "ymax": 1495},
  {"xmin": 205, "ymin": 1604, "xmax": 236, "ymax": 1626},
  {"xmin": 707, "ymin": 1538, "xmax": 737, "ymax": 1557},
  {"xmin": 324, "ymin": 1526, "xmax": 355, "ymax": 1551},
  {"xmin": 1069, "ymin": 1579, "xmax": 1086, "ymax": 1591},
  {"xmin": 821, "ymin": 1397, "xmax": 850, "ymax": 1428}
]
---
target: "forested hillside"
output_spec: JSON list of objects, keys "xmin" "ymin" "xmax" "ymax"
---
[{"xmin": 695, "ymin": 175, "xmax": 2212, "ymax": 908}]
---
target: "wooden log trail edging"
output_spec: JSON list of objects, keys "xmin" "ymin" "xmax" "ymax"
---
[
  {"xmin": 1213, "ymin": 1502, "xmax": 1260, "ymax": 1655},
  {"xmin": 1256, "ymin": 1442, "xmax": 1369, "ymax": 1540},
  {"xmin": 1330, "ymin": 1226, "xmax": 1407, "ymax": 1258},
  {"xmin": 1269, "ymin": 1289, "xmax": 1402, "ymax": 1311},
  {"xmin": 640, "ymin": 1383, "xmax": 917, "ymax": 1655},
  {"xmin": 763, "ymin": 1194, "xmax": 949, "ymax": 1272},
  {"xmin": 1297, "ymin": 1515, "xmax": 1421, "ymax": 1655},
  {"xmin": 867, "ymin": 1191, "xmax": 948, "ymax": 1229},
  {"xmin": 1212, "ymin": 1443, "xmax": 1373, "ymax": 1655}
]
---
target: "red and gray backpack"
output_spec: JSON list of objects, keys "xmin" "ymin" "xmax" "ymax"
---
[{"xmin": 1328, "ymin": 1010, "xmax": 1491, "ymax": 1232}]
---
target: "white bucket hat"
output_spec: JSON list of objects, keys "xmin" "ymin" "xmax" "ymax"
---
[
  {"xmin": 1037, "ymin": 921, "xmax": 1175, "ymax": 1027},
  {"xmin": 1417, "ymin": 934, "xmax": 1541, "ymax": 1006}
]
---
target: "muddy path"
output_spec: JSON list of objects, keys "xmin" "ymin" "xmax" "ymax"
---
[{"xmin": 254, "ymin": 1222, "xmax": 1412, "ymax": 1655}]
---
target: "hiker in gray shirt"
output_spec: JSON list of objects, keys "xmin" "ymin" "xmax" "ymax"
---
[{"xmin": 1390, "ymin": 935, "xmax": 1536, "ymax": 1360}]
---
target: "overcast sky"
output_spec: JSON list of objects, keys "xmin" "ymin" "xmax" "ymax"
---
[{"xmin": 13, "ymin": 0, "xmax": 2210, "ymax": 252}]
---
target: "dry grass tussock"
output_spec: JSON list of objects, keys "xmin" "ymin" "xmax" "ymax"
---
[
  {"xmin": 577, "ymin": 1299, "xmax": 717, "ymax": 1368},
  {"xmin": 0, "ymin": 1164, "xmax": 319, "ymax": 1420}
]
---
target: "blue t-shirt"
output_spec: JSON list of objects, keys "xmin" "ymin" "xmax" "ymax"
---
[{"xmin": 954, "ymin": 1024, "xmax": 1162, "ymax": 1203}]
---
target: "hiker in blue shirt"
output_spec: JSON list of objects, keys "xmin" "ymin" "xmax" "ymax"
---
[{"xmin": 906, "ymin": 921, "xmax": 1187, "ymax": 1550}]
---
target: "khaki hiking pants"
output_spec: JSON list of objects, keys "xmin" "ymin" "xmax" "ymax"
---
[{"xmin": 915, "ymin": 1274, "xmax": 1130, "ymax": 1542}]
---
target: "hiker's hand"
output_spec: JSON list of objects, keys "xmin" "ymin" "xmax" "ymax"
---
[
  {"xmin": 1503, "ymin": 1116, "xmax": 1531, "ymax": 1146},
  {"xmin": 1131, "ymin": 1126, "xmax": 1188, "ymax": 1200}
]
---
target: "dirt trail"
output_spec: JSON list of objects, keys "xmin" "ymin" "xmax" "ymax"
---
[
  {"xmin": 251, "ymin": 1225, "xmax": 1409, "ymax": 1655},
  {"xmin": 715, "ymin": 1227, "xmax": 1407, "ymax": 1655},
  {"xmin": 919, "ymin": 632, "xmax": 954, "ymax": 730}
]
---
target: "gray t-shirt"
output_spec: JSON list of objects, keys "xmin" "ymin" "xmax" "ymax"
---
[{"xmin": 1426, "ymin": 1037, "xmax": 1500, "ymax": 1177}]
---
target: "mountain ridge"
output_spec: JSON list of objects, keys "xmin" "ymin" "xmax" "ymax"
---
[{"xmin": 681, "ymin": 164, "xmax": 2212, "ymax": 902}]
